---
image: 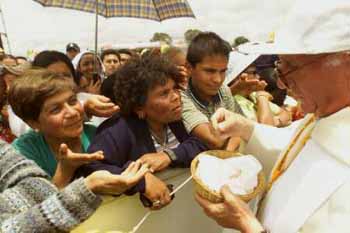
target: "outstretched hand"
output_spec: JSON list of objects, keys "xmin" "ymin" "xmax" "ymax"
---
[
  {"xmin": 230, "ymin": 74, "xmax": 267, "ymax": 97},
  {"xmin": 85, "ymin": 161, "xmax": 150, "ymax": 195},
  {"xmin": 58, "ymin": 143, "xmax": 104, "ymax": 169},
  {"xmin": 84, "ymin": 94, "xmax": 120, "ymax": 118}
]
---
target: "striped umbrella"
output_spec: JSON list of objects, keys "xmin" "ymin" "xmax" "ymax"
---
[
  {"xmin": 34, "ymin": 0, "xmax": 195, "ymax": 21},
  {"xmin": 33, "ymin": 0, "xmax": 195, "ymax": 72}
]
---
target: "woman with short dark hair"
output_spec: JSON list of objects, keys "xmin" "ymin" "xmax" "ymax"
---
[{"xmin": 76, "ymin": 55, "xmax": 208, "ymax": 210}]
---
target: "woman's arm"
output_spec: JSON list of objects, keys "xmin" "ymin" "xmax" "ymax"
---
[
  {"xmin": 0, "ymin": 142, "xmax": 102, "ymax": 233},
  {"xmin": 1, "ymin": 141, "xmax": 148, "ymax": 233}
]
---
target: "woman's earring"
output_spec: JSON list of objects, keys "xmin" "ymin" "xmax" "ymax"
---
[
  {"xmin": 34, "ymin": 128, "xmax": 40, "ymax": 133},
  {"xmin": 138, "ymin": 112, "xmax": 145, "ymax": 119}
]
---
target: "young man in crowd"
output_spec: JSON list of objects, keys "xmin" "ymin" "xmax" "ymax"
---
[
  {"xmin": 181, "ymin": 32, "xmax": 242, "ymax": 150},
  {"xmin": 101, "ymin": 49, "xmax": 121, "ymax": 76}
]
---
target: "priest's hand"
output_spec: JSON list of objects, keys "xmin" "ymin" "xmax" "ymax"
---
[
  {"xmin": 195, "ymin": 185, "xmax": 264, "ymax": 233},
  {"xmin": 211, "ymin": 108, "xmax": 254, "ymax": 141}
]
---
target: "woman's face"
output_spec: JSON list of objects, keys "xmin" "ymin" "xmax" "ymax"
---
[
  {"xmin": 31, "ymin": 89, "xmax": 84, "ymax": 141},
  {"xmin": 47, "ymin": 61, "xmax": 73, "ymax": 78},
  {"xmin": 78, "ymin": 54, "xmax": 101, "ymax": 79},
  {"xmin": 140, "ymin": 79, "xmax": 182, "ymax": 125}
]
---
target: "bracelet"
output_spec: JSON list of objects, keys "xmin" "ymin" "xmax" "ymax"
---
[{"xmin": 163, "ymin": 148, "xmax": 177, "ymax": 163}]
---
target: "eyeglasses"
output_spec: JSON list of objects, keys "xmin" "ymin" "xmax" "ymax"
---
[{"xmin": 276, "ymin": 55, "xmax": 329, "ymax": 89}]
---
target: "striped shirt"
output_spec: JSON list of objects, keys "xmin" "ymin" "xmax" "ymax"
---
[
  {"xmin": 181, "ymin": 79, "xmax": 241, "ymax": 133},
  {"xmin": 150, "ymin": 125, "xmax": 179, "ymax": 152}
]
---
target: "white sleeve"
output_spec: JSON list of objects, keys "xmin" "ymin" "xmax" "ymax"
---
[
  {"xmin": 245, "ymin": 122, "xmax": 296, "ymax": 176},
  {"xmin": 8, "ymin": 106, "xmax": 31, "ymax": 137}
]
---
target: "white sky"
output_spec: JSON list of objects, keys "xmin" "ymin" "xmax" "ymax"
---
[{"xmin": 1, "ymin": 0, "xmax": 295, "ymax": 56}]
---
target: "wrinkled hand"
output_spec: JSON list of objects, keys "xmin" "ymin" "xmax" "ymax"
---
[
  {"xmin": 86, "ymin": 161, "xmax": 149, "ymax": 195},
  {"xmin": 195, "ymin": 185, "xmax": 264, "ymax": 233},
  {"xmin": 230, "ymin": 74, "xmax": 267, "ymax": 97},
  {"xmin": 211, "ymin": 108, "xmax": 254, "ymax": 141},
  {"xmin": 144, "ymin": 173, "xmax": 172, "ymax": 210},
  {"xmin": 57, "ymin": 143, "xmax": 104, "ymax": 169},
  {"xmin": 84, "ymin": 94, "xmax": 120, "ymax": 118},
  {"xmin": 138, "ymin": 152, "xmax": 171, "ymax": 173}
]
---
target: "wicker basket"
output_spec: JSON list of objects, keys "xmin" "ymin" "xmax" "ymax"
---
[{"xmin": 191, "ymin": 150, "xmax": 266, "ymax": 203}]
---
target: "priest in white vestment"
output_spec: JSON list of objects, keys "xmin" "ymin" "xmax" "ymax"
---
[{"xmin": 195, "ymin": 0, "xmax": 350, "ymax": 232}]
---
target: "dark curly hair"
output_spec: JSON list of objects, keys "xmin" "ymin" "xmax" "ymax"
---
[{"xmin": 112, "ymin": 55, "xmax": 181, "ymax": 116}]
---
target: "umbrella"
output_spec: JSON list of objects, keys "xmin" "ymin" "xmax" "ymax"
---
[
  {"xmin": 34, "ymin": 0, "xmax": 195, "ymax": 21},
  {"xmin": 33, "ymin": 0, "xmax": 195, "ymax": 54}
]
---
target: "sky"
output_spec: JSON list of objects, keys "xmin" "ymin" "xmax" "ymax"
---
[{"xmin": 0, "ymin": 0, "xmax": 295, "ymax": 56}]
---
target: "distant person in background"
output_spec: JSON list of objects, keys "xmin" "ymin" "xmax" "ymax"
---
[
  {"xmin": 33, "ymin": 50, "xmax": 77, "ymax": 81},
  {"xmin": 100, "ymin": 49, "xmax": 121, "ymax": 102},
  {"xmin": 15, "ymin": 56, "xmax": 28, "ymax": 65},
  {"xmin": 101, "ymin": 49, "xmax": 120, "ymax": 76},
  {"xmin": 72, "ymin": 51, "xmax": 103, "ymax": 94},
  {"xmin": 253, "ymin": 55, "xmax": 287, "ymax": 106},
  {"xmin": 1, "ymin": 54, "xmax": 17, "ymax": 67},
  {"xmin": 162, "ymin": 47, "xmax": 189, "ymax": 89},
  {"xmin": 118, "ymin": 49, "xmax": 133, "ymax": 66},
  {"xmin": 101, "ymin": 49, "xmax": 134, "ymax": 101},
  {"xmin": 66, "ymin": 42, "xmax": 80, "ymax": 60},
  {"xmin": 227, "ymin": 52, "xmax": 292, "ymax": 127}
]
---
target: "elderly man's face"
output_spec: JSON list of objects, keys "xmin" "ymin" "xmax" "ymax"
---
[{"xmin": 277, "ymin": 53, "xmax": 350, "ymax": 116}]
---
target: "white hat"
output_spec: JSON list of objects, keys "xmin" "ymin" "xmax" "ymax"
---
[
  {"xmin": 225, "ymin": 51, "xmax": 259, "ymax": 85},
  {"xmin": 239, "ymin": 0, "xmax": 350, "ymax": 55}
]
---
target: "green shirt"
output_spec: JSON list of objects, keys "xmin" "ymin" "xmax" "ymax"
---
[
  {"xmin": 12, "ymin": 124, "xmax": 96, "ymax": 177},
  {"xmin": 234, "ymin": 92, "xmax": 282, "ymax": 122}
]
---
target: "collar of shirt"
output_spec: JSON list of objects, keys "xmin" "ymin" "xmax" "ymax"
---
[{"xmin": 188, "ymin": 78, "xmax": 222, "ymax": 109}]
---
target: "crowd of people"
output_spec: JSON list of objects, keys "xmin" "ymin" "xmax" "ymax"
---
[
  {"xmin": 0, "ymin": 31, "xmax": 296, "ymax": 232},
  {"xmin": 1, "ymin": 0, "xmax": 350, "ymax": 232}
]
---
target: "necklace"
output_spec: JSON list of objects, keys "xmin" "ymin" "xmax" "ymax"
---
[{"xmin": 149, "ymin": 126, "xmax": 168, "ymax": 146}]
